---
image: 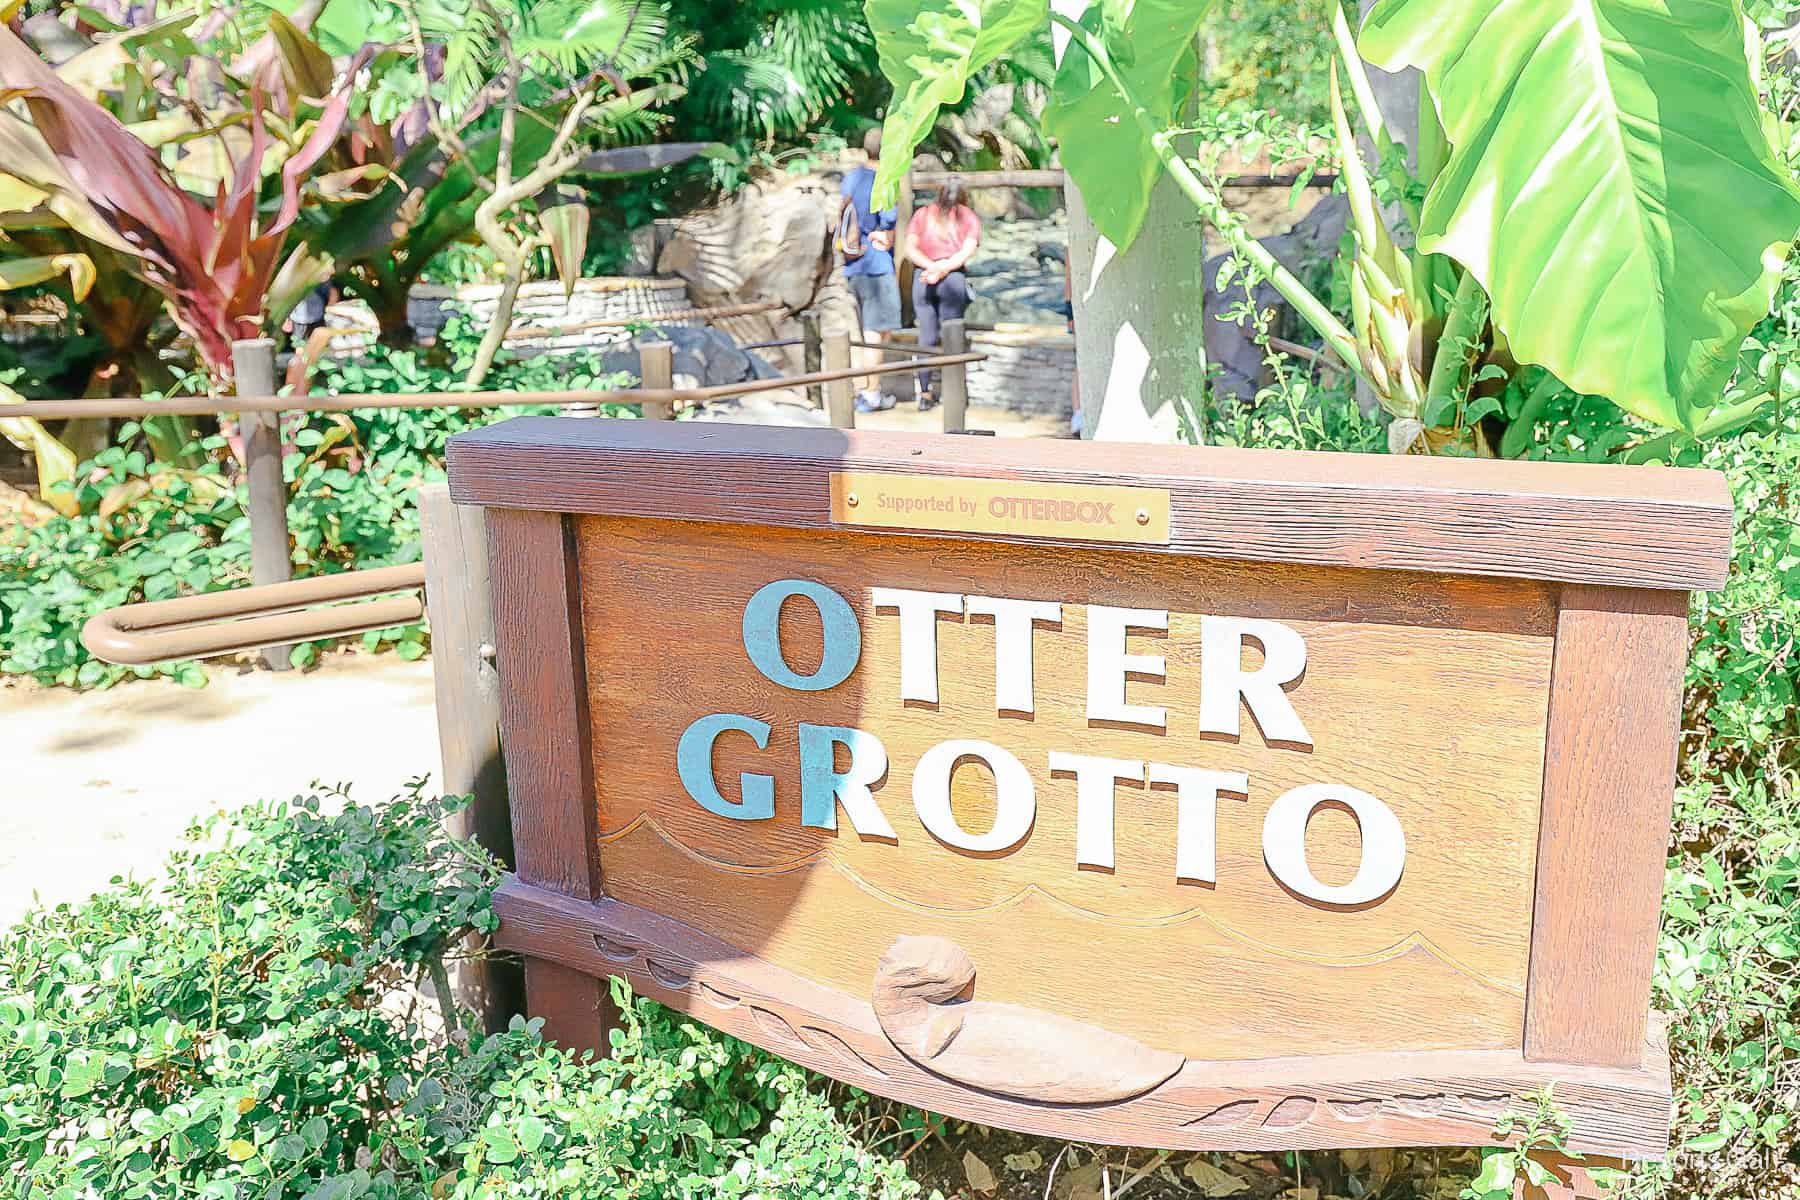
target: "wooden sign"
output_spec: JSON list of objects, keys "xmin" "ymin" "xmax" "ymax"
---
[{"xmin": 447, "ymin": 419, "xmax": 1732, "ymax": 1165}]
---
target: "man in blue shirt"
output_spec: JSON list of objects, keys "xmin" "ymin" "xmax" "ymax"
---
[{"xmin": 837, "ymin": 127, "xmax": 900, "ymax": 412}]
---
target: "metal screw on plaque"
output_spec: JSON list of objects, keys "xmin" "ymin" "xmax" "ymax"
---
[
  {"xmin": 1136, "ymin": 508, "xmax": 1150, "ymax": 525},
  {"xmin": 847, "ymin": 493, "xmax": 860, "ymax": 508}
]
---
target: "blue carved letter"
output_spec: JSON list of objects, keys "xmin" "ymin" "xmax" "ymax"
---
[
  {"xmin": 798, "ymin": 723, "xmax": 896, "ymax": 837},
  {"xmin": 742, "ymin": 578, "xmax": 861, "ymax": 691},
  {"xmin": 678, "ymin": 713, "xmax": 774, "ymax": 820}
]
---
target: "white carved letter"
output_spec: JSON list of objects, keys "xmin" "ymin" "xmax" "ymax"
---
[
  {"xmin": 1148, "ymin": 763, "xmax": 1249, "ymax": 884},
  {"xmin": 913, "ymin": 739, "xmax": 1035, "ymax": 853},
  {"xmin": 1199, "ymin": 616, "xmax": 1313, "ymax": 746},
  {"xmin": 871, "ymin": 588, "xmax": 964, "ymax": 703},
  {"xmin": 965, "ymin": 595, "xmax": 1062, "ymax": 713},
  {"xmin": 1086, "ymin": 606, "xmax": 1168, "ymax": 728},
  {"xmin": 1262, "ymin": 784, "xmax": 1406, "ymax": 905},
  {"xmin": 1048, "ymin": 752, "xmax": 1144, "ymax": 869}
]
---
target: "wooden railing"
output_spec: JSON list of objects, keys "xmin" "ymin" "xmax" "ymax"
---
[{"xmin": 49, "ymin": 327, "xmax": 983, "ymax": 669}]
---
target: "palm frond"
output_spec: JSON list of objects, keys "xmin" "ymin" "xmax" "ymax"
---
[
  {"xmin": 689, "ymin": 7, "xmax": 871, "ymax": 142},
  {"xmin": 582, "ymin": 83, "xmax": 683, "ymax": 148},
  {"xmin": 515, "ymin": 0, "xmax": 668, "ymax": 78}
]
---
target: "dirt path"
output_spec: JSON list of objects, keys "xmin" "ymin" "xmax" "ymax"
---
[{"xmin": 1, "ymin": 654, "xmax": 439, "ymax": 927}]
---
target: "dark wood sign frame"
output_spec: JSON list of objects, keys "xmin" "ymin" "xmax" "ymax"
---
[{"xmin": 447, "ymin": 417, "xmax": 1733, "ymax": 1164}]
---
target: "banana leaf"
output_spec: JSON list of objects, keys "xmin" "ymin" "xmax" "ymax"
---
[
  {"xmin": 1043, "ymin": 0, "xmax": 1216, "ymax": 248},
  {"xmin": 864, "ymin": 0, "xmax": 1045, "ymax": 208},
  {"xmin": 1361, "ymin": 0, "xmax": 1800, "ymax": 432}
]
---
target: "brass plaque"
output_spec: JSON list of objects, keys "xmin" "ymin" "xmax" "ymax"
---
[{"xmin": 830, "ymin": 470, "xmax": 1170, "ymax": 544}]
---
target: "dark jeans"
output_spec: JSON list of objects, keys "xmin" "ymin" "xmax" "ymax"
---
[{"xmin": 912, "ymin": 269, "xmax": 970, "ymax": 394}]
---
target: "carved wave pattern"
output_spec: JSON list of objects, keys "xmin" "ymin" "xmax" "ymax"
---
[
  {"xmin": 589, "ymin": 932, "xmax": 891, "ymax": 1080},
  {"xmin": 1182, "ymin": 1091, "xmax": 1512, "ymax": 1130},
  {"xmin": 598, "ymin": 814, "xmax": 1523, "ymax": 999}
]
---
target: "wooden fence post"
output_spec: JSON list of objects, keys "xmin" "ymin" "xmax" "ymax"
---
[
  {"xmin": 639, "ymin": 340, "xmax": 675, "ymax": 420},
  {"xmin": 418, "ymin": 482, "xmax": 523, "ymax": 1034},
  {"xmin": 941, "ymin": 318, "xmax": 969, "ymax": 434},
  {"xmin": 801, "ymin": 313, "xmax": 822, "ymax": 410},
  {"xmin": 231, "ymin": 337, "xmax": 291, "ymax": 670},
  {"xmin": 895, "ymin": 169, "xmax": 915, "ymax": 329},
  {"xmin": 823, "ymin": 331, "xmax": 855, "ymax": 428}
]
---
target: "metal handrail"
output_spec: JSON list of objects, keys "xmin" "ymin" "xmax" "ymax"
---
[
  {"xmin": 9, "ymin": 351, "xmax": 985, "ymax": 420},
  {"xmin": 81, "ymin": 564, "xmax": 427, "ymax": 666}
]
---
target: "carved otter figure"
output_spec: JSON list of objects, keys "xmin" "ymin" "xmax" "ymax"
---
[{"xmin": 872, "ymin": 935, "xmax": 1184, "ymax": 1104}]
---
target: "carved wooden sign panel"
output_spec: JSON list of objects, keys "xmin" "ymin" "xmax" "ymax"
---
[{"xmin": 447, "ymin": 419, "xmax": 1734, "ymax": 1163}]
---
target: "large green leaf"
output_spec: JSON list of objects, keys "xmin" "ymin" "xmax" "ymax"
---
[
  {"xmin": 865, "ymin": 0, "xmax": 1046, "ymax": 207},
  {"xmin": 1042, "ymin": 0, "xmax": 1211, "ymax": 248},
  {"xmin": 1361, "ymin": 0, "xmax": 1800, "ymax": 431}
]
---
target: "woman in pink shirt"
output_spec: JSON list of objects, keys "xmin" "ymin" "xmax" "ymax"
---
[{"xmin": 905, "ymin": 182, "xmax": 981, "ymax": 408}]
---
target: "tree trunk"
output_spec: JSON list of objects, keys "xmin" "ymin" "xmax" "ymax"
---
[
  {"xmin": 375, "ymin": 296, "xmax": 418, "ymax": 348},
  {"xmin": 463, "ymin": 253, "xmax": 524, "ymax": 390}
]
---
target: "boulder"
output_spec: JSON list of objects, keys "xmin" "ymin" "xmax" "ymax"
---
[
  {"xmin": 655, "ymin": 174, "xmax": 851, "ymax": 375},
  {"xmin": 1203, "ymin": 194, "xmax": 1351, "ymax": 401},
  {"xmin": 601, "ymin": 326, "xmax": 780, "ymax": 391},
  {"xmin": 657, "ymin": 177, "xmax": 833, "ymax": 312}
]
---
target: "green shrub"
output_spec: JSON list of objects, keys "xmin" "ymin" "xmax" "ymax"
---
[
  {"xmin": 1642, "ymin": 410, "xmax": 1800, "ymax": 1200},
  {"xmin": 0, "ymin": 785, "xmax": 926, "ymax": 1200},
  {"xmin": 0, "ymin": 317, "xmax": 635, "ymax": 690}
]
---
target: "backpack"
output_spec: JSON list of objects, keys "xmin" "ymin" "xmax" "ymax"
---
[{"xmin": 835, "ymin": 199, "xmax": 866, "ymax": 263}]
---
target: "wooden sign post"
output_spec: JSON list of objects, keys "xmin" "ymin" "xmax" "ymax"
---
[{"xmin": 447, "ymin": 419, "xmax": 1732, "ymax": 1188}]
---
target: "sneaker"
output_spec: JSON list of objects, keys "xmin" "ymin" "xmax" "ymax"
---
[
  {"xmin": 854, "ymin": 390, "xmax": 883, "ymax": 413},
  {"xmin": 917, "ymin": 390, "xmax": 938, "ymax": 411}
]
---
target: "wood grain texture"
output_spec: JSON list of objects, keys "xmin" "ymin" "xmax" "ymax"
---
[
  {"xmin": 577, "ymin": 516, "xmax": 1556, "ymax": 1061},
  {"xmin": 488, "ymin": 508, "xmax": 612, "ymax": 1049},
  {"xmin": 1524, "ymin": 585, "xmax": 1691, "ymax": 1068},
  {"xmin": 445, "ymin": 418, "xmax": 1734, "ymax": 591},
  {"xmin": 824, "ymin": 333, "xmax": 854, "ymax": 428},
  {"xmin": 487, "ymin": 508, "xmax": 600, "ymax": 897},
  {"xmin": 421, "ymin": 485, "xmax": 510, "ymax": 863},
  {"xmin": 525, "ymin": 957, "xmax": 612, "ymax": 1058},
  {"xmin": 494, "ymin": 880, "xmax": 1673, "ymax": 1159},
  {"xmin": 421, "ymin": 485, "xmax": 522, "ymax": 1033},
  {"xmin": 940, "ymin": 319, "xmax": 968, "ymax": 433},
  {"xmin": 639, "ymin": 340, "xmax": 675, "ymax": 421},
  {"xmin": 232, "ymin": 338, "xmax": 292, "ymax": 670}
]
